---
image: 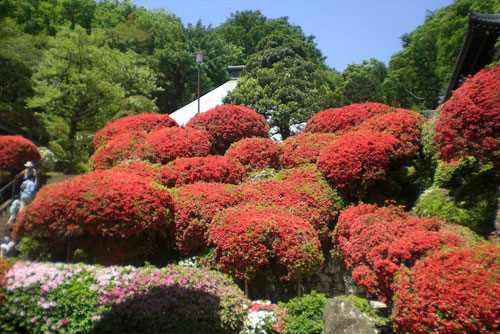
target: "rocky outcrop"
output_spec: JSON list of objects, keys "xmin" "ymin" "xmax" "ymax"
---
[{"xmin": 322, "ymin": 297, "xmax": 390, "ymax": 334}]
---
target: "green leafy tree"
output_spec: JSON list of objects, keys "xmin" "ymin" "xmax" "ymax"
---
[
  {"xmin": 225, "ymin": 33, "xmax": 335, "ymax": 139},
  {"xmin": 28, "ymin": 26, "xmax": 159, "ymax": 171},
  {"xmin": 337, "ymin": 58, "xmax": 386, "ymax": 105},
  {"xmin": 383, "ymin": 0, "xmax": 500, "ymax": 109}
]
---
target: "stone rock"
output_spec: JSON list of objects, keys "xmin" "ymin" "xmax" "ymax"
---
[{"xmin": 322, "ymin": 297, "xmax": 378, "ymax": 334}]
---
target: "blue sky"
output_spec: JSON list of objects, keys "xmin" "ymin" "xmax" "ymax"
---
[{"xmin": 136, "ymin": 0, "xmax": 454, "ymax": 71}]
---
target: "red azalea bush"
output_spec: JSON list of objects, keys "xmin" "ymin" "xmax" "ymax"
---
[
  {"xmin": 94, "ymin": 113, "xmax": 178, "ymax": 149},
  {"xmin": 89, "ymin": 131, "xmax": 146, "ymax": 171},
  {"xmin": 238, "ymin": 167, "xmax": 342, "ymax": 241},
  {"xmin": 393, "ymin": 242, "xmax": 500, "ymax": 334},
  {"xmin": 14, "ymin": 170, "xmax": 174, "ymax": 264},
  {"xmin": 317, "ymin": 131, "xmax": 397, "ymax": 196},
  {"xmin": 225, "ymin": 138, "xmax": 281, "ymax": 172},
  {"xmin": 135, "ymin": 127, "xmax": 213, "ymax": 165},
  {"xmin": 107, "ymin": 162, "xmax": 160, "ymax": 183},
  {"xmin": 357, "ymin": 109, "xmax": 424, "ymax": 161},
  {"xmin": 304, "ymin": 102, "xmax": 391, "ymax": 134},
  {"xmin": 160, "ymin": 156, "xmax": 246, "ymax": 187},
  {"xmin": 280, "ymin": 133, "xmax": 336, "ymax": 169},
  {"xmin": 0, "ymin": 136, "xmax": 40, "ymax": 173},
  {"xmin": 435, "ymin": 65, "xmax": 500, "ymax": 168},
  {"xmin": 187, "ymin": 105, "xmax": 268, "ymax": 154},
  {"xmin": 333, "ymin": 204, "xmax": 465, "ymax": 303},
  {"xmin": 171, "ymin": 183, "xmax": 243, "ymax": 254},
  {"xmin": 208, "ymin": 205, "xmax": 324, "ymax": 282},
  {"xmin": 0, "ymin": 258, "xmax": 14, "ymax": 305}
]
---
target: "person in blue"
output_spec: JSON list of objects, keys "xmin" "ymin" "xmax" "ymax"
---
[
  {"xmin": 1, "ymin": 228, "xmax": 17, "ymax": 257},
  {"xmin": 6, "ymin": 195, "xmax": 20, "ymax": 225},
  {"xmin": 22, "ymin": 161, "xmax": 37, "ymax": 185},
  {"xmin": 19, "ymin": 177, "xmax": 36, "ymax": 211}
]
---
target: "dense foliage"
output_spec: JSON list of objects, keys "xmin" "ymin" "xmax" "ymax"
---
[
  {"xmin": 171, "ymin": 183, "xmax": 243, "ymax": 254},
  {"xmin": 317, "ymin": 131, "xmax": 397, "ymax": 197},
  {"xmin": 278, "ymin": 291, "xmax": 328, "ymax": 334},
  {"xmin": 208, "ymin": 205, "xmax": 323, "ymax": 282},
  {"xmin": 393, "ymin": 242, "xmax": 500, "ymax": 334},
  {"xmin": 187, "ymin": 104, "xmax": 268, "ymax": 154},
  {"xmin": 160, "ymin": 155, "xmax": 246, "ymax": 187},
  {"xmin": 106, "ymin": 162, "xmax": 160, "ymax": 183},
  {"xmin": 89, "ymin": 131, "xmax": 146, "ymax": 170},
  {"xmin": 0, "ymin": 135, "xmax": 40, "ymax": 173},
  {"xmin": 304, "ymin": 103, "xmax": 390, "ymax": 134},
  {"xmin": 93, "ymin": 113, "xmax": 178, "ymax": 149},
  {"xmin": 136, "ymin": 127, "xmax": 213, "ymax": 164},
  {"xmin": 357, "ymin": 109, "xmax": 424, "ymax": 161},
  {"xmin": 0, "ymin": 262, "xmax": 249, "ymax": 334},
  {"xmin": 333, "ymin": 204, "xmax": 464, "ymax": 303},
  {"xmin": 239, "ymin": 167, "xmax": 343, "ymax": 241},
  {"xmin": 225, "ymin": 138, "xmax": 281, "ymax": 172},
  {"xmin": 280, "ymin": 133, "xmax": 335, "ymax": 169},
  {"xmin": 435, "ymin": 65, "xmax": 500, "ymax": 169},
  {"xmin": 14, "ymin": 170, "xmax": 173, "ymax": 264}
]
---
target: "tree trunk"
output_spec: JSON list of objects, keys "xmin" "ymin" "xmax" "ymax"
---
[{"xmin": 244, "ymin": 278, "xmax": 249, "ymax": 297}]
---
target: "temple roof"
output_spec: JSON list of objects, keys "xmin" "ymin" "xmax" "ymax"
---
[{"xmin": 443, "ymin": 12, "xmax": 500, "ymax": 102}]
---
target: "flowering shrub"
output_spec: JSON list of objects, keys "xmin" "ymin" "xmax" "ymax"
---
[
  {"xmin": 0, "ymin": 136, "xmax": 40, "ymax": 173},
  {"xmin": 333, "ymin": 204, "xmax": 465, "ymax": 303},
  {"xmin": 14, "ymin": 170, "xmax": 173, "ymax": 264},
  {"xmin": 0, "ymin": 262, "xmax": 249, "ymax": 334},
  {"xmin": 171, "ymin": 183, "xmax": 243, "ymax": 254},
  {"xmin": 317, "ymin": 131, "xmax": 397, "ymax": 196},
  {"xmin": 106, "ymin": 162, "xmax": 160, "ymax": 183},
  {"xmin": 135, "ymin": 127, "xmax": 213, "ymax": 165},
  {"xmin": 304, "ymin": 102, "xmax": 391, "ymax": 134},
  {"xmin": 93, "ymin": 113, "xmax": 178, "ymax": 149},
  {"xmin": 242, "ymin": 300, "xmax": 286, "ymax": 334},
  {"xmin": 238, "ymin": 166, "xmax": 343, "ymax": 241},
  {"xmin": 0, "ymin": 259, "xmax": 14, "ymax": 305},
  {"xmin": 435, "ymin": 66, "xmax": 500, "ymax": 168},
  {"xmin": 160, "ymin": 156, "xmax": 246, "ymax": 187},
  {"xmin": 208, "ymin": 205, "xmax": 324, "ymax": 282},
  {"xmin": 187, "ymin": 104, "xmax": 268, "ymax": 154},
  {"xmin": 225, "ymin": 138, "xmax": 281, "ymax": 172},
  {"xmin": 357, "ymin": 109, "xmax": 424, "ymax": 161},
  {"xmin": 393, "ymin": 242, "xmax": 500, "ymax": 334},
  {"xmin": 89, "ymin": 131, "xmax": 146, "ymax": 170},
  {"xmin": 280, "ymin": 133, "xmax": 336, "ymax": 168}
]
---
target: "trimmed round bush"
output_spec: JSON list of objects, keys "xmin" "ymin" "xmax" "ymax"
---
[
  {"xmin": 187, "ymin": 104, "xmax": 268, "ymax": 154},
  {"xmin": 317, "ymin": 131, "xmax": 397, "ymax": 196},
  {"xmin": 1, "ymin": 262, "xmax": 249, "ymax": 334},
  {"xmin": 94, "ymin": 113, "xmax": 178, "ymax": 149},
  {"xmin": 357, "ymin": 109, "xmax": 424, "ymax": 161},
  {"xmin": 89, "ymin": 131, "xmax": 146, "ymax": 171},
  {"xmin": 160, "ymin": 156, "xmax": 246, "ymax": 187},
  {"xmin": 225, "ymin": 138, "xmax": 281, "ymax": 172},
  {"xmin": 280, "ymin": 133, "xmax": 336, "ymax": 169},
  {"xmin": 107, "ymin": 162, "xmax": 160, "ymax": 183},
  {"xmin": 304, "ymin": 102, "xmax": 391, "ymax": 134},
  {"xmin": 208, "ymin": 205, "xmax": 324, "ymax": 282},
  {"xmin": 393, "ymin": 242, "xmax": 500, "ymax": 334},
  {"xmin": 14, "ymin": 170, "xmax": 174, "ymax": 264},
  {"xmin": 0, "ymin": 135, "xmax": 41, "ymax": 173},
  {"xmin": 171, "ymin": 183, "xmax": 243, "ymax": 254},
  {"xmin": 136, "ymin": 127, "xmax": 213, "ymax": 165},
  {"xmin": 435, "ymin": 65, "xmax": 500, "ymax": 168},
  {"xmin": 333, "ymin": 204, "xmax": 465, "ymax": 303},
  {"xmin": 238, "ymin": 167, "xmax": 343, "ymax": 241}
]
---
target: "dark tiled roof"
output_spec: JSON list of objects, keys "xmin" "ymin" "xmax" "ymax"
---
[{"xmin": 442, "ymin": 12, "xmax": 500, "ymax": 102}]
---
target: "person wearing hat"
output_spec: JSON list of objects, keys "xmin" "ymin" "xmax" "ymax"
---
[{"xmin": 23, "ymin": 161, "xmax": 37, "ymax": 185}]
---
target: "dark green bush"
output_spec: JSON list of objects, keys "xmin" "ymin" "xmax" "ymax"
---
[{"xmin": 278, "ymin": 291, "xmax": 327, "ymax": 334}]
